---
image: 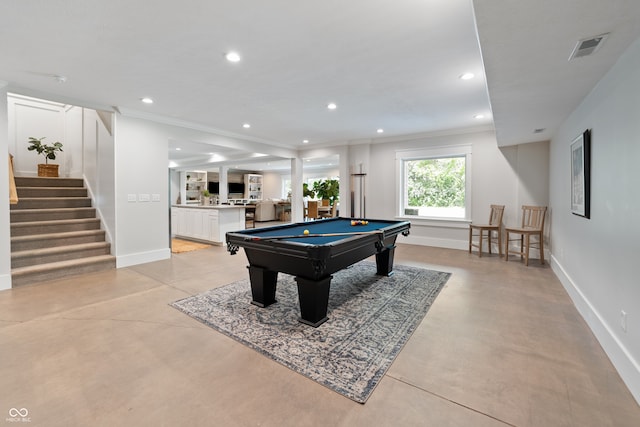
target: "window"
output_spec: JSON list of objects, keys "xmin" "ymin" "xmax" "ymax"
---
[
  {"xmin": 397, "ymin": 146, "xmax": 471, "ymax": 220},
  {"xmin": 282, "ymin": 178, "xmax": 292, "ymax": 199}
]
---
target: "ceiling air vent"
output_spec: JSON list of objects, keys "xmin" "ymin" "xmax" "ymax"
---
[{"xmin": 569, "ymin": 33, "xmax": 609, "ymax": 60}]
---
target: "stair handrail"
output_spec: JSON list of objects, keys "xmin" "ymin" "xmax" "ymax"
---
[{"xmin": 9, "ymin": 153, "xmax": 18, "ymax": 204}]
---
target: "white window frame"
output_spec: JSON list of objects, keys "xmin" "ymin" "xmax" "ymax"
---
[{"xmin": 395, "ymin": 145, "xmax": 472, "ymax": 224}]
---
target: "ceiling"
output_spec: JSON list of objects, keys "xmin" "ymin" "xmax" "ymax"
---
[{"xmin": 1, "ymin": 1, "xmax": 639, "ymax": 171}]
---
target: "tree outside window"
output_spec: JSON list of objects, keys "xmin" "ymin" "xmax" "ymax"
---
[{"xmin": 399, "ymin": 149, "xmax": 470, "ymax": 219}]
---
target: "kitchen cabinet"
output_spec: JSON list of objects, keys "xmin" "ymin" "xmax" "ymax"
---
[{"xmin": 171, "ymin": 205, "xmax": 246, "ymax": 244}]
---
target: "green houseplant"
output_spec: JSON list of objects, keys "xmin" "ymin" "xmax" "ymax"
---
[
  {"xmin": 201, "ymin": 189, "xmax": 211, "ymax": 205},
  {"xmin": 27, "ymin": 137, "xmax": 63, "ymax": 177},
  {"xmin": 312, "ymin": 179, "xmax": 339, "ymax": 205},
  {"xmin": 303, "ymin": 183, "xmax": 315, "ymax": 199}
]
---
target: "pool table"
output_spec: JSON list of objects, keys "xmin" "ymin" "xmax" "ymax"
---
[{"xmin": 226, "ymin": 217, "xmax": 410, "ymax": 327}]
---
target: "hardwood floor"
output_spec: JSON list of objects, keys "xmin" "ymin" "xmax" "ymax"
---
[{"xmin": 1, "ymin": 244, "xmax": 638, "ymax": 426}]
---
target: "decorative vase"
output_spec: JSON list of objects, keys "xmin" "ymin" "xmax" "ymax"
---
[{"xmin": 37, "ymin": 164, "xmax": 59, "ymax": 177}]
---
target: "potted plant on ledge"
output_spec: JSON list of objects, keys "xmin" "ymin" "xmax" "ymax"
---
[{"xmin": 27, "ymin": 137, "xmax": 64, "ymax": 177}]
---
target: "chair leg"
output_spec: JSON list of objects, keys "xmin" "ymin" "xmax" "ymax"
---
[
  {"xmin": 478, "ymin": 230, "xmax": 483, "ymax": 257},
  {"xmin": 497, "ymin": 228, "xmax": 503, "ymax": 257},
  {"xmin": 488, "ymin": 230, "xmax": 492, "ymax": 254},
  {"xmin": 505, "ymin": 231, "xmax": 509, "ymax": 261},
  {"xmin": 468, "ymin": 227, "xmax": 472, "ymax": 253},
  {"xmin": 539, "ymin": 232, "xmax": 545, "ymax": 265},
  {"xmin": 524, "ymin": 234, "xmax": 530, "ymax": 266}
]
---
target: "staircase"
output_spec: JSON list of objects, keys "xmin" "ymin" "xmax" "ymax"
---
[{"xmin": 10, "ymin": 177, "xmax": 116, "ymax": 286}]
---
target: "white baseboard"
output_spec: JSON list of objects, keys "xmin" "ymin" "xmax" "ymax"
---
[
  {"xmin": 0, "ymin": 273, "xmax": 11, "ymax": 291},
  {"xmin": 399, "ymin": 234, "xmax": 467, "ymax": 250},
  {"xmin": 550, "ymin": 255, "xmax": 640, "ymax": 405},
  {"xmin": 116, "ymin": 248, "xmax": 171, "ymax": 268}
]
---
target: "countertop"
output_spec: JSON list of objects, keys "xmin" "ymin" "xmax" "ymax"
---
[{"xmin": 171, "ymin": 204, "xmax": 252, "ymax": 209}]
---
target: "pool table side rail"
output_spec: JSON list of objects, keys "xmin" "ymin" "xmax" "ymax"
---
[{"xmin": 225, "ymin": 219, "xmax": 410, "ymax": 280}]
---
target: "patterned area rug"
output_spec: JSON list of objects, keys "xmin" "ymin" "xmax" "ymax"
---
[
  {"xmin": 171, "ymin": 239, "xmax": 211, "ymax": 254},
  {"xmin": 171, "ymin": 262, "xmax": 450, "ymax": 403}
]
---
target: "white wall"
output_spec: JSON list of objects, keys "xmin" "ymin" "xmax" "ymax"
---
[
  {"xmin": 261, "ymin": 171, "xmax": 283, "ymax": 200},
  {"xmin": 550, "ymin": 36, "xmax": 640, "ymax": 403},
  {"xmin": 64, "ymin": 105, "xmax": 84, "ymax": 178},
  {"xmin": 113, "ymin": 115, "xmax": 171, "ymax": 267},
  {"xmin": 365, "ymin": 130, "xmax": 549, "ymax": 250},
  {"xmin": 83, "ymin": 108, "xmax": 116, "ymax": 247},
  {"xmin": 8, "ymin": 95, "xmax": 71, "ymax": 177}
]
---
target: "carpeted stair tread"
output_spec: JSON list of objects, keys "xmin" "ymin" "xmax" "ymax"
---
[
  {"xmin": 9, "ymin": 207, "xmax": 97, "ymax": 222},
  {"xmin": 10, "ymin": 218, "xmax": 101, "ymax": 237},
  {"xmin": 10, "ymin": 207, "xmax": 96, "ymax": 214},
  {"xmin": 16, "ymin": 188, "xmax": 89, "ymax": 198},
  {"xmin": 11, "ymin": 255, "xmax": 115, "ymax": 275},
  {"xmin": 11, "ymin": 242, "xmax": 111, "ymax": 268},
  {"xmin": 11, "ymin": 255, "xmax": 116, "ymax": 286},
  {"xmin": 12, "ymin": 241, "xmax": 111, "ymax": 258},
  {"xmin": 10, "ymin": 197, "xmax": 92, "ymax": 209},
  {"xmin": 14, "ymin": 177, "xmax": 84, "ymax": 187},
  {"xmin": 12, "ymin": 197, "xmax": 91, "ymax": 201},
  {"xmin": 11, "ymin": 229, "xmax": 105, "ymax": 243}
]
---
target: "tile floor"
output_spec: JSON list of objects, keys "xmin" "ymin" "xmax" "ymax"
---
[{"xmin": 1, "ymin": 244, "xmax": 639, "ymax": 427}]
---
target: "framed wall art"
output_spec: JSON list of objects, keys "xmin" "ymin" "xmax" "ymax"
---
[{"xmin": 571, "ymin": 129, "xmax": 591, "ymax": 218}]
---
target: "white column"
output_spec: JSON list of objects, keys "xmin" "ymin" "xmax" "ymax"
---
[
  {"xmin": 219, "ymin": 166, "xmax": 229, "ymax": 203},
  {"xmin": 290, "ymin": 157, "xmax": 303, "ymax": 222}
]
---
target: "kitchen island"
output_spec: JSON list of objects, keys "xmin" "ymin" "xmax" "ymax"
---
[{"xmin": 171, "ymin": 205, "xmax": 249, "ymax": 245}]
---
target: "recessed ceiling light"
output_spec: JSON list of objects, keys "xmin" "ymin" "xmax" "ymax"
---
[
  {"xmin": 473, "ymin": 114, "xmax": 485, "ymax": 119},
  {"xmin": 327, "ymin": 103, "xmax": 337, "ymax": 110},
  {"xmin": 242, "ymin": 123, "xmax": 251, "ymax": 128},
  {"xmin": 225, "ymin": 51, "xmax": 241, "ymax": 62},
  {"xmin": 376, "ymin": 128, "xmax": 384, "ymax": 133},
  {"xmin": 459, "ymin": 72, "xmax": 475, "ymax": 80},
  {"xmin": 141, "ymin": 97, "xmax": 154, "ymax": 104},
  {"xmin": 302, "ymin": 139, "xmax": 309, "ymax": 144},
  {"xmin": 175, "ymin": 148, "xmax": 181, "ymax": 151}
]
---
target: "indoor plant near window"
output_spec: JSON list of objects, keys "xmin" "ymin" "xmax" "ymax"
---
[
  {"xmin": 312, "ymin": 179, "xmax": 339, "ymax": 205},
  {"xmin": 27, "ymin": 137, "xmax": 63, "ymax": 177},
  {"xmin": 303, "ymin": 183, "xmax": 315, "ymax": 199}
]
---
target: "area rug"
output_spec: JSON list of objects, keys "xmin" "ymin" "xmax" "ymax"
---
[
  {"xmin": 170, "ymin": 262, "xmax": 450, "ymax": 403},
  {"xmin": 171, "ymin": 238, "xmax": 211, "ymax": 254}
]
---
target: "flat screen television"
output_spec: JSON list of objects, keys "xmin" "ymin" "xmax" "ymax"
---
[
  {"xmin": 208, "ymin": 182, "xmax": 220, "ymax": 194},
  {"xmin": 228, "ymin": 182, "xmax": 245, "ymax": 194}
]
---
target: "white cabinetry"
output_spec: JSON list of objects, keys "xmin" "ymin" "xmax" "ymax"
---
[
  {"xmin": 245, "ymin": 174, "xmax": 263, "ymax": 201},
  {"xmin": 172, "ymin": 206, "xmax": 246, "ymax": 244}
]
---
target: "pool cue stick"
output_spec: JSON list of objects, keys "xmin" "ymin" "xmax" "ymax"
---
[
  {"xmin": 360, "ymin": 163, "xmax": 367, "ymax": 218},
  {"xmin": 246, "ymin": 230, "xmax": 382, "ymax": 241},
  {"xmin": 350, "ymin": 164, "xmax": 355, "ymax": 217}
]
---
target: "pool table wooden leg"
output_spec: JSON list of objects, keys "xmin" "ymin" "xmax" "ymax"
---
[
  {"xmin": 248, "ymin": 265, "xmax": 278, "ymax": 307},
  {"xmin": 375, "ymin": 245, "xmax": 397, "ymax": 276},
  {"xmin": 295, "ymin": 275, "xmax": 332, "ymax": 327}
]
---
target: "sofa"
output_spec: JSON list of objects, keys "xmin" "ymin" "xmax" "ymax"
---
[{"xmin": 254, "ymin": 200, "xmax": 278, "ymax": 222}]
